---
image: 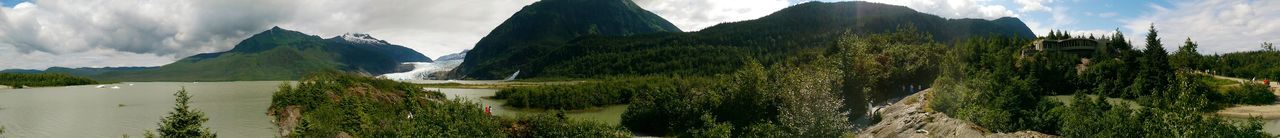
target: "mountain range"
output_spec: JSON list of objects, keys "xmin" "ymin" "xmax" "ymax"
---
[
  {"xmin": 86, "ymin": 27, "xmax": 431, "ymax": 81},
  {"xmin": 454, "ymin": 1, "xmax": 1036, "ymax": 79},
  {"xmin": 3, "ymin": 0, "xmax": 1036, "ymax": 81}
]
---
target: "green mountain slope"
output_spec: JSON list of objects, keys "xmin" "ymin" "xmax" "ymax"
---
[
  {"xmin": 489, "ymin": 1, "xmax": 1037, "ymax": 79},
  {"xmin": 452, "ymin": 0, "xmax": 683, "ymax": 79},
  {"xmin": 94, "ymin": 27, "xmax": 431, "ymax": 81}
]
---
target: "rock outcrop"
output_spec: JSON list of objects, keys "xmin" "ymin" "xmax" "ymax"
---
[{"xmin": 859, "ymin": 89, "xmax": 1056, "ymax": 138}]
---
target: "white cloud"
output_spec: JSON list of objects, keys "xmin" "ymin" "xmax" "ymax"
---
[
  {"xmin": 1015, "ymin": 0, "xmax": 1053, "ymax": 12},
  {"xmin": 634, "ymin": 0, "xmax": 790, "ymax": 31},
  {"xmin": 1124, "ymin": 0, "xmax": 1280, "ymax": 54},
  {"xmin": 0, "ymin": 0, "xmax": 534, "ymax": 69},
  {"xmin": 1098, "ymin": 12, "xmax": 1118, "ymax": 18}
]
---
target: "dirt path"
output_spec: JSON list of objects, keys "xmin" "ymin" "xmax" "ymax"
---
[{"xmin": 1218, "ymin": 105, "xmax": 1280, "ymax": 119}]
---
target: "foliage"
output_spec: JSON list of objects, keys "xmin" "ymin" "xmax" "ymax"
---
[
  {"xmin": 504, "ymin": 112, "xmax": 631, "ymax": 138},
  {"xmin": 622, "ymin": 56, "xmax": 851, "ymax": 137},
  {"xmin": 0, "ymin": 73, "xmax": 99, "ymax": 88},
  {"xmin": 930, "ymin": 25, "xmax": 1271, "ymax": 137},
  {"xmin": 1058, "ymin": 93, "xmax": 1269, "ymax": 137},
  {"xmin": 1170, "ymin": 38, "xmax": 1203, "ymax": 70},
  {"xmin": 493, "ymin": 76, "xmax": 675, "ymax": 110},
  {"xmin": 1202, "ymin": 51, "xmax": 1280, "ymax": 81},
  {"xmin": 1221, "ymin": 82, "xmax": 1277, "ymax": 105},
  {"xmin": 461, "ymin": 1, "xmax": 1034, "ymax": 80},
  {"xmin": 150, "ymin": 88, "xmax": 216, "ymax": 138},
  {"xmin": 827, "ymin": 26, "xmax": 944, "ymax": 124}
]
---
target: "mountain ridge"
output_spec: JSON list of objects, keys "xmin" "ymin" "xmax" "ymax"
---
[
  {"xmin": 92, "ymin": 27, "xmax": 431, "ymax": 81},
  {"xmin": 499, "ymin": 1, "xmax": 1037, "ymax": 79},
  {"xmin": 451, "ymin": 0, "xmax": 683, "ymax": 79}
]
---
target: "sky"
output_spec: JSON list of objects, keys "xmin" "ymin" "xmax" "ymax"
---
[{"xmin": 0, "ymin": 0, "xmax": 1276, "ymax": 70}]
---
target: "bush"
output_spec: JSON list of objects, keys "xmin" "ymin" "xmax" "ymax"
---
[
  {"xmin": 1223, "ymin": 83, "xmax": 1276, "ymax": 105},
  {"xmin": 505, "ymin": 112, "xmax": 631, "ymax": 138}
]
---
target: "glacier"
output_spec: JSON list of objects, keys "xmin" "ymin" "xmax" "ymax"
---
[{"xmin": 378, "ymin": 50, "xmax": 467, "ymax": 80}]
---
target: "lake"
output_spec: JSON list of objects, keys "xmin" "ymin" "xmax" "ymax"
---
[
  {"xmin": 0, "ymin": 81, "xmax": 287, "ymax": 138},
  {"xmin": 0, "ymin": 82, "xmax": 628, "ymax": 138}
]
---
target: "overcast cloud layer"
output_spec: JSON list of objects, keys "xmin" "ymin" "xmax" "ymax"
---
[
  {"xmin": 0, "ymin": 0, "xmax": 535, "ymax": 69},
  {"xmin": 1, "ymin": 0, "xmax": 1276, "ymax": 70}
]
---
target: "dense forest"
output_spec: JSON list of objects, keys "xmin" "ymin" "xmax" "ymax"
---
[
  {"xmin": 485, "ymin": 28, "xmax": 942, "ymax": 137},
  {"xmin": 267, "ymin": 72, "xmax": 628, "ymax": 137},
  {"xmin": 928, "ymin": 25, "xmax": 1273, "ymax": 137},
  {"xmin": 0, "ymin": 73, "xmax": 99, "ymax": 88}
]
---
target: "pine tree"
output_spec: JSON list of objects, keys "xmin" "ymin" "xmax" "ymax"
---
[
  {"xmin": 1171, "ymin": 37, "xmax": 1201, "ymax": 70},
  {"xmin": 1109, "ymin": 29, "xmax": 1131, "ymax": 50},
  {"xmin": 150, "ymin": 88, "xmax": 216, "ymax": 138},
  {"xmin": 1132, "ymin": 24, "xmax": 1174, "ymax": 98},
  {"xmin": 1049, "ymin": 29, "xmax": 1059, "ymax": 39}
]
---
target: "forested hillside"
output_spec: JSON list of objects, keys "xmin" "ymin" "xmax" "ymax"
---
[
  {"xmin": 452, "ymin": 0, "xmax": 683, "ymax": 79},
  {"xmin": 501, "ymin": 1, "xmax": 1035, "ymax": 79}
]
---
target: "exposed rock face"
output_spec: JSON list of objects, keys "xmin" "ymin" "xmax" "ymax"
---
[
  {"xmin": 859, "ymin": 89, "xmax": 1056, "ymax": 138},
  {"xmin": 271, "ymin": 105, "xmax": 302, "ymax": 137}
]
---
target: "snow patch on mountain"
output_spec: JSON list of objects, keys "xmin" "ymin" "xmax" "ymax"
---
[{"xmin": 339, "ymin": 33, "xmax": 389, "ymax": 45}]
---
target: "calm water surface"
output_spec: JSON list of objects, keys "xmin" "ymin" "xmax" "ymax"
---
[
  {"xmin": 0, "ymin": 83, "xmax": 626, "ymax": 138},
  {"xmin": 0, "ymin": 81, "xmax": 288, "ymax": 138}
]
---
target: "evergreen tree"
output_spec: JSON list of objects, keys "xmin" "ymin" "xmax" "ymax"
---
[
  {"xmin": 1109, "ymin": 29, "xmax": 1131, "ymax": 50},
  {"xmin": 1132, "ymin": 24, "xmax": 1175, "ymax": 101},
  {"xmin": 1171, "ymin": 37, "xmax": 1201, "ymax": 70},
  {"xmin": 150, "ymin": 88, "xmax": 216, "ymax": 138},
  {"xmin": 1047, "ymin": 30, "xmax": 1058, "ymax": 39}
]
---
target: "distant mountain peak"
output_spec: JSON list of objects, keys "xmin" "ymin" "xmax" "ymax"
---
[{"xmin": 337, "ymin": 33, "xmax": 389, "ymax": 45}]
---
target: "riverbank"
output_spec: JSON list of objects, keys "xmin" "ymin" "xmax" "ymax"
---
[{"xmin": 858, "ymin": 89, "xmax": 1054, "ymax": 137}]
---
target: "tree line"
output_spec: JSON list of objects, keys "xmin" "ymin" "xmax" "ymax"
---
[
  {"xmin": 929, "ymin": 24, "xmax": 1272, "ymax": 137},
  {"xmin": 0, "ymin": 73, "xmax": 99, "ymax": 88}
]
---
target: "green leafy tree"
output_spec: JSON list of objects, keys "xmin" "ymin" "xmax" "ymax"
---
[{"xmin": 150, "ymin": 88, "xmax": 216, "ymax": 138}]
